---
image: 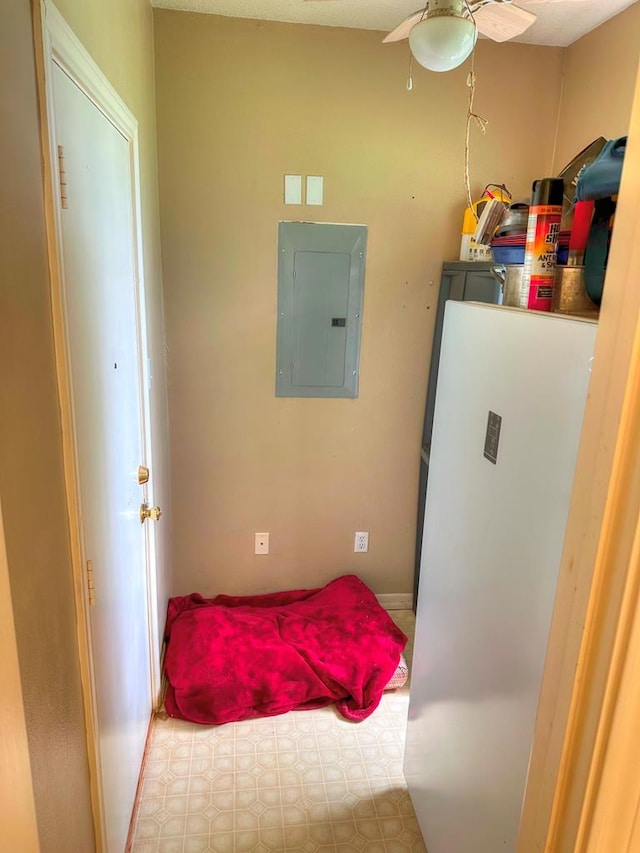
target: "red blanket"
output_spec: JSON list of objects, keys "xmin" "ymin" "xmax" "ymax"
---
[{"xmin": 163, "ymin": 574, "xmax": 407, "ymax": 725}]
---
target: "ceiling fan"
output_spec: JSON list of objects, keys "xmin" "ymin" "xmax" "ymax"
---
[{"xmin": 382, "ymin": 0, "xmax": 587, "ymax": 72}]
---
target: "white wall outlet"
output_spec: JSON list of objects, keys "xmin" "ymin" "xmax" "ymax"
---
[
  {"xmin": 354, "ymin": 531, "xmax": 369, "ymax": 553},
  {"xmin": 255, "ymin": 532, "xmax": 269, "ymax": 555}
]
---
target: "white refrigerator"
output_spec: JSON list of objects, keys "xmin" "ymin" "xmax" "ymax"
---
[{"xmin": 405, "ymin": 301, "xmax": 597, "ymax": 852}]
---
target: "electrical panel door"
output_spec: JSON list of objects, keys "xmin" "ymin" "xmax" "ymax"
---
[{"xmin": 276, "ymin": 222, "xmax": 366, "ymax": 398}]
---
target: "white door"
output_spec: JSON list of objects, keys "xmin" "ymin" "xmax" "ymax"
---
[{"xmin": 52, "ymin": 61, "xmax": 154, "ymax": 851}]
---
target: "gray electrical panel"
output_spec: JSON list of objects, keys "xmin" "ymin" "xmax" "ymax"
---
[{"xmin": 276, "ymin": 222, "xmax": 367, "ymax": 398}]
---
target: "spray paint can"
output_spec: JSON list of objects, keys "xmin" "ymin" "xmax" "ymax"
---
[{"xmin": 521, "ymin": 178, "xmax": 564, "ymax": 311}]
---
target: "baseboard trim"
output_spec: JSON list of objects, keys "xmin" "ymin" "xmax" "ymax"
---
[
  {"xmin": 377, "ymin": 593, "xmax": 414, "ymax": 611},
  {"xmin": 125, "ymin": 711, "xmax": 155, "ymax": 852}
]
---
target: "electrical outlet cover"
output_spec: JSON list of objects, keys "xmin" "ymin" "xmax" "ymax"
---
[
  {"xmin": 255, "ymin": 532, "xmax": 269, "ymax": 555},
  {"xmin": 354, "ymin": 531, "xmax": 369, "ymax": 553}
]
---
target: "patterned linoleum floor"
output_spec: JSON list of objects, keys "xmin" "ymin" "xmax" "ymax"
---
[{"xmin": 131, "ymin": 610, "xmax": 426, "ymax": 853}]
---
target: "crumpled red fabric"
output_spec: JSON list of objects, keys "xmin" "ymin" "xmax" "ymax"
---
[{"xmin": 163, "ymin": 574, "xmax": 407, "ymax": 725}]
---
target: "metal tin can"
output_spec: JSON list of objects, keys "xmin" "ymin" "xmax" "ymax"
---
[{"xmin": 551, "ymin": 266, "xmax": 599, "ymax": 316}]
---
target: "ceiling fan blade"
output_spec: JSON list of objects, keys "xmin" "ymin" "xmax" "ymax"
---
[
  {"xmin": 474, "ymin": 3, "xmax": 537, "ymax": 42},
  {"xmin": 383, "ymin": 2, "xmax": 538, "ymax": 47},
  {"xmin": 383, "ymin": 10, "xmax": 426, "ymax": 44}
]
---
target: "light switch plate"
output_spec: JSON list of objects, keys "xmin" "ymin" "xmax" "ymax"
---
[
  {"xmin": 284, "ymin": 175, "xmax": 302, "ymax": 205},
  {"xmin": 306, "ymin": 175, "xmax": 324, "ymax": 206}
]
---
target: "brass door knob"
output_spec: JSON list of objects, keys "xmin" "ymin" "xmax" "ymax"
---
[
  {"xmin": 140, "ymin": 502, "xmax": 162, "ymax": 524},
  {"xmin": 138, "ymin": 465, "xmax": 150, "ymax": 485}
]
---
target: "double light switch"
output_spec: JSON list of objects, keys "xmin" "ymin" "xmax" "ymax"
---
[{"xmin": 284, "ymin": 175, "xmax": 324, "ymax": 206}]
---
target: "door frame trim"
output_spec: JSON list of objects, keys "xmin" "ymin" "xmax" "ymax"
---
[
  {"xmin": 32, "ymin": 2, "xmax": 161, "ymax": 848},
  {"xmin": 0, "ymin": 497, "xmax": 40, "ymax": 852}
]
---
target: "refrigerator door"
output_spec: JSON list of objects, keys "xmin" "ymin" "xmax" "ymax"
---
[
  {"xmin": 415, "ymin": 264, "xmax": 502, "ymax": 606},
  {"xmin": 405, "ymin": 302, "xmax": 596, "ymax": 853}
]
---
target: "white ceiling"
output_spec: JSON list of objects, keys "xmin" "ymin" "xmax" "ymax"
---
[{"xmin": 150, "ymin": 0, "xmax": 638, "ymax": 47}]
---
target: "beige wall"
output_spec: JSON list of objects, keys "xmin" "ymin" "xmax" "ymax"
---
[
  {"xmin": 154, "ymin": 10, "xmax": 563, "ymax": 597},
  {"xmin": 553, "ymin": 2, "xmax": 640, "ymax": 171},
  {"xmin": 0, "ymin": 0, "xmax": 168, "ymax": 850},
  {"xmin": 0, "ymin": 2, "xmax": 95, "ymax": 849}
]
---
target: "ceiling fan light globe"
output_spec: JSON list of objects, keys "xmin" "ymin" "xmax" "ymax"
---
[{"xmin": 409, "ymin": 16, "xmax": 478, "ymax": 72}]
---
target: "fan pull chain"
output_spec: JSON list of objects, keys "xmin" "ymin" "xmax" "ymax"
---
[{"xmin": 464, "ymin": 52, "xmax": 488, "ymax": 220}]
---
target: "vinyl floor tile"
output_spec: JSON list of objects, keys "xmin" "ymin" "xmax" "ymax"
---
[{"xmin": 131, "ymin": 611, "xmax": 425, "ymax": 852}]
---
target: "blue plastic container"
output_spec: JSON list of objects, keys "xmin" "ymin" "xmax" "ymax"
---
[
  {"xmin": 491, "ymin": 245, "xmax": 525, "ymax": 264},
  {"xmin": 492, "ymin": 244, "xmax": 569, "ymax": 265}
]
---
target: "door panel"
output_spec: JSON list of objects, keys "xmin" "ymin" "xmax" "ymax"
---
[
  {"xmin": 292, "ymin": 251, "xmax": 350, "ymax": 388},
  {"xmin": 52, "ymin": 63, "xmax": 151, "ymax": 851}
]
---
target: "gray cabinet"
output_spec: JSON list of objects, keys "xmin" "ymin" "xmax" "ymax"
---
[{"xmin": 414, "ymin": 262, "xmax": 501, "ymax": 605}]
